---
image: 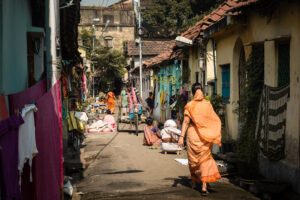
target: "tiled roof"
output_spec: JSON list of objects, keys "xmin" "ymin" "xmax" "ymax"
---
[
  {"xmin": 142, "ymin": 41, "xmax": 182, "ymax": 68},
  {"xmin": 127, "ymin": 40, "xmax": 176, "ymax": 56},
  {"xmin": 136, "ymin": 0, "xmax": 259, "ymax": 69},
  {"xmin": 180, "ymin": 0, "xmax": 259, "ymax": 40}
]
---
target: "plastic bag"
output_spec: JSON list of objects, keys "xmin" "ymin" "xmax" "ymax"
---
[
  {"xmin": 63, "ymin": 180, "xmax": 73, "ymax": 196},
  {"xmin": 75, "ymin": 111, "xmax": 88, "ymax": 122}
]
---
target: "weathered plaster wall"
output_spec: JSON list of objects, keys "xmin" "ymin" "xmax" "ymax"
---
[
  {"xmin": 79, "ymin": 8, "xmax": 135, "ymax": 51},
  {"xmin": 206, "ymin": 40, "xmax": 216, "ymax": 83},
  {"xmin": 215, "ymin": 34, "xmax": 239, "ymax": 140},
  {"xmin": 210, "ymin": 1, "xmax": 300, "ymax": 192},
  {"xmin": 187, "ymin": 46, "xmax": 201, "ymax": 98},
  {"xmin": 0, "ymin": 0, "xmax": 31, "ymax": 94},
  {"xmin": 247, "ymin": 2, "xmax": 300, "ymax": 172}
]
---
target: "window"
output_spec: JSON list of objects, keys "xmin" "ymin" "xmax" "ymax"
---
[
  {"xmin": 221, "ymin": 64, "xmax": 230, "ymax": 103},
  {"xmin": 182, "ymin": 60, "xmax": 189, "ymax": 83},
  {"xmin": 201, "ymin": 70, "xmax": 206, "ymax": 90},
  {"xmin": 103, "ymin": 15, "xmax": 114, "ymax": 25},
  {"xmin": 195, "ymin": 72, "xmax": 199, "ymax": 83},
  {"xmin": 278, "ymin": 42, "xmax": 290, "ymax": 87},
  {"xmin": 104, "ymin": 36, "xmax": 113, "ymax": 48}
]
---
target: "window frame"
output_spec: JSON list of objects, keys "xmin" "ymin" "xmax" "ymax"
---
[{"xmin": 221, "ymin": 64, "xmax": 230, "ymax": 104}]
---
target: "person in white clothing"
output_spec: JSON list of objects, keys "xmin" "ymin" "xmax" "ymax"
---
[{"xmin": 161, "ymin": 119, "xmax": 181, "ymax": 143}]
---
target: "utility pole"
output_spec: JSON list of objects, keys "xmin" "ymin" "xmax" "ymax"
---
[
  {"xmin": 138, "ymin": 0, "xmax": 143, "ymax": 98},
  {"xmin": 92, "ymin": 24, "xmax": 95, "ymax": 98}
]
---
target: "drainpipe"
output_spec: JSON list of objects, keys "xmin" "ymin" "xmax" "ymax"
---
[
  {"xmin": 212, "ymin": 39, "xmax": 217, "ymax": 94},
  {"xmin": 45, "ymin": 0, "xmax": 60, "ymax": 89}
]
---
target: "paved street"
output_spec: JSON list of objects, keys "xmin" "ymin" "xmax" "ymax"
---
[{"xmin": 72, "ymin": 127, "xmax": 259, "ymax": 200}]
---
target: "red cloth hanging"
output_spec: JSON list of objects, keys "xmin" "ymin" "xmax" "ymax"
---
[{"xmin": 0, "ymin": 95, "xmax": 8, "ymax": 120}]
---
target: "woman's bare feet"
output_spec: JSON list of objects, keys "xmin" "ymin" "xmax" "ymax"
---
[{"xmin": 201, "ymin": 183, "xmax": 209, "ymax": 195}]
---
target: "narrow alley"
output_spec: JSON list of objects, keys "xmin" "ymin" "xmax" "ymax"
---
[
  {"xmin": 68, "ymin": 110, "xmax": 259, "ymax": 200},
  {"xmin": 1, "ymin": 0, "xmax": 300, "ymax": 199}
]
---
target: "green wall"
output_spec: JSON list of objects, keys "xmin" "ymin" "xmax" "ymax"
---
[
  {"xmin": 0, "ymin": 0, "xmax": 31, "ymax": 94},
  {"xmin": 0, "ymin": 0, "xmax": 3, "ymax": 91}
]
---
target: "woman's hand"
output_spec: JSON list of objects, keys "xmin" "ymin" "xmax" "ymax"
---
[{"xmin": 178, "ymin": 136, "xmax": 184, "ymax": 148}]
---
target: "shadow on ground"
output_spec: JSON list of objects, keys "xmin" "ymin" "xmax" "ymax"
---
[{"xmin": 103, "ymin": 170, "xmax": 144, "ymax": 175}]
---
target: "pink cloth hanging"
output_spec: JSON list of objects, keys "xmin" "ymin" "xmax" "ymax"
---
[
  {"xmin": 34, "ymin": 81, "xmax": 63, "ymax": 200},
  {"xmin": 127, "ymin": 88, "xmax": 139, "ymax": 112}
]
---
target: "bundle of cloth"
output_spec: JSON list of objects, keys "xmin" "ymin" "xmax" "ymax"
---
[
  {"xmin": 161, "ymin": 119, "xmax": 182, "ymax": 152},
  {"xmin": 87, "ymin": 112, "xmax": 115, "ymax": 133},
  {"xmin": 88, "ymin": 120, "xmax": 114, "ymax": 133},
  {"xmin": 161, "ymin": 119, "xmax": 181, "ymax": 143}
]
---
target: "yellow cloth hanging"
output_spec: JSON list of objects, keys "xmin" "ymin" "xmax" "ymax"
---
[
  {"xmin": 67, "ymin": 113, "xmax": 73, "ymax": 131},
  {"xmin": 77, "ymin": 118, "xmax": 85, "ymax": 133},
  {"xmin": 69, "ymin": 111, "xmax": 78, "ymax": 130},
  {"xmin": 160, "ymin": 90, "xmax": 164, "ymax": 104}
]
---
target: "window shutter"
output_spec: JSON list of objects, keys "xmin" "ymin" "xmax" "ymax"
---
[{"xmin": 222, "ymin": 65, "xmax": 230, "ymax": 103}]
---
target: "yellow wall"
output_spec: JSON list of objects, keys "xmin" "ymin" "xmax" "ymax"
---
[
  {"xmin": 78, "ymin": 26, "xmax": 135, "ymax": 51},
  {"xmin": 214, "ymin": 34, "xmax": 240, "ymax": 140},
  {"xmin": 206, "ymin": 40, "xmax": 216, "ymax": 83},
  {"xmin": 210, "ymin": 1, "xmax": 300, "ymax": 174}
]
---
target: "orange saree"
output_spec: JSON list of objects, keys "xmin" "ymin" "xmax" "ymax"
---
[{"xmin": 184, "ymin": 89, "xmax": 221, "ymax": 183}]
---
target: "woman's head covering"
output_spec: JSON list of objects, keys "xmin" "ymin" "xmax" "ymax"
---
[
  {"xmin": 164, "ymin": 119, "xmax": 177, "ymax": 128},
  {"xmin": 184, "ymin": 89, "xmax": 221, "ymax": 146}
]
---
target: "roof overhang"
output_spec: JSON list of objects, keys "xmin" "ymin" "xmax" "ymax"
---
[{"xmin": 175, "ymin": 36, "xmax": 193, "ymax": 47}]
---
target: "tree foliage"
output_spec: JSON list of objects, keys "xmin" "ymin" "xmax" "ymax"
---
[
  {"xmin": 79, "ymin": 28, "xmax": 126, "ymax": 95},
  {"xmin": 92, "ymin": 47, "xmax": 126, "ymax": 94},
  {"xmin": 141, "ymin": 0, "xmax": 225, "ymax": 37},
  {"xmin": 79, "ymin": 28, "xmax": 94, "ymax": 58}
]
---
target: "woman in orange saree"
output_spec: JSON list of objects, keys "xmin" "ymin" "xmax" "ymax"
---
[
  {"xmin": 106, "ymin": 91, "xmax": 116, "ymax": 114},
  {"xmin": 178, "ymin": 83, "xmax": 221, "ymax": 195}
]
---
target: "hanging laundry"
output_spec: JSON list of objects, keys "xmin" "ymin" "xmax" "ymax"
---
[
  {"xmin": 18, "ymin": 104, "xmax": 38, "ymax": 184},
  {"xmin": 62, "ymin": 73, "xmax": 68, "ymax": 98},
  {"xmin": 82, "ymin": 73, "xmax": 87, "ymax": 100},
  {"xmin": 0, "ymin": 115, "xmax": 24, "ymax": 200},
  {"xmin": 0, "ymin": 95, "xmax": 8, "ymax": 120},
  {"xmin": 34, "ymin": 81, "xmax": 63, "ymax": 200},
  {"xmin": 8, "ymin": 79, "xmax": 46, "ymax": 115},
  {"xmin": 7, "ymin": 79, "xmax": 46, "ymax": 200}
]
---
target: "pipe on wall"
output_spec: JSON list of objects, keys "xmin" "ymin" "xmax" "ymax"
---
[{"xmin": 212, "ymin": 39, "xmax": 217, "ymax": 94}]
